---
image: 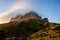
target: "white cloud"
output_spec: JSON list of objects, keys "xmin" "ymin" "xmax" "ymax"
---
[
  {"xmin": 10, "ymin": 0, "xmax": 32, "ymax": 10},
  {"xmin": 10, "ymin": 1, "xmax": 29, "ymax": 10},
  {"xmin": 0, "ymin": 0, "xmax": 32, "ymax": 24}
]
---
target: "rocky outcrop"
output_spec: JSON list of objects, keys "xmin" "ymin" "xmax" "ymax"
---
[
  {"xmin": 10, "ymin": 11, "xmax": 42, "ymax": 22},
  {"xmin": 10, "ymin": 11, "xmax": 49, "ymax": 24},
  {"xmin": 43, "ymin": 18, "xmax": 48, "ymax": 22}
]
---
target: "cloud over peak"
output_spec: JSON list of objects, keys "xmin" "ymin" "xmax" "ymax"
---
[{"xmin": 0, "ymin": 0, "xmax": 32, "ymax": 24}]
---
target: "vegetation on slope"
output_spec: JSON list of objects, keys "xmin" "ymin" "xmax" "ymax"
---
[{"xmin": 0, "ymin": 19, "xmax": 60, "ymax": 40}]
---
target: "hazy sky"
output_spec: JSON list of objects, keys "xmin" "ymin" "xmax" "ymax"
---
[{"xmin": 0, "ymin": 0, "xmax": 60, "ymax": 24}]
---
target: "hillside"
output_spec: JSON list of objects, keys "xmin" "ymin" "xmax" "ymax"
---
[
  {"xmin": 0, "ymin": 11, "xmax": 60, "ymax": 40},
  {"xmin": 0, "ymin": 19, "xmax": 60, "ymax": 40}
]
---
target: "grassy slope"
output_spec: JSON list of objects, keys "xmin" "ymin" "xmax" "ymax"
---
[
  {"xmin": 0, "ymin": 19, "xmax": 60, "ymax": 40},
  {"xmin": 29, "ymin": 23, "xmax": 60, "ymax": 40}
]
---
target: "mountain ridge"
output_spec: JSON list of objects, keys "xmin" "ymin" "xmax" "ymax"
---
[
  {"xmin": 0, "ymin": 11, "xmax": 60, "ymax": 40},
  {"xmin": 10, "ymin": 11, "xmax": 48, "ymax": 23}
]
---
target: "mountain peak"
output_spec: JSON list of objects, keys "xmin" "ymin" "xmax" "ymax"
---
[
  {"xmin": 10, "ymin": 11, "xmax": 48, "ymax": 23},
  {"xmin": 10, "ymin": 11, "xmax": 42, "ymax": 22},
  {"xmin": 24, "ymin": 11, "xmax": 42, "ymax": 20}
]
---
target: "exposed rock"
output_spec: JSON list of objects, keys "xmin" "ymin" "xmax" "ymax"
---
[
  {"xmin": 43, "ymin": 18, "xmax": 48, "ymax": 22},
  {"xmin": 10, "ymin": 11, "xmax": 42, "ymax": 22}
]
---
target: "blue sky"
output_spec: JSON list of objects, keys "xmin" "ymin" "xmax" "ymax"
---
[
  {"xmin": 31, "ymin": 0, "xmax": 60, "ymax": 23},
  {"xmin": 0, "ymin": 0, "xmax": 60, "ymax": 23}
]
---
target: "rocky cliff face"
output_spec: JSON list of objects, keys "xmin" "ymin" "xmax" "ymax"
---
[
  {"xmin": 10, "ymin": 11, "xmax": 43, "ymax": 22},
  {"xmin": 43, "ymin": 18, "xmax": 48, "ymax": 22},
  {"xmin": 10, "ymin": 11, "xmax": 49, "ymax": 24}
]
